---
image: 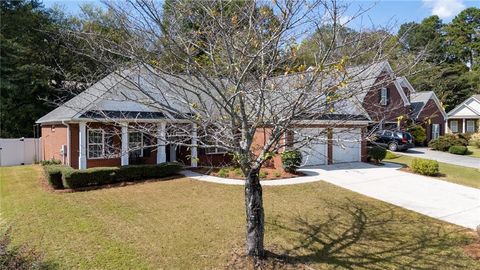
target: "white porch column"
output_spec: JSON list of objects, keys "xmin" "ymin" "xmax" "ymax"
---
[
  {"xmin": 156, "ymin": 122, "xmax": 166, "ymax": 164},
  {"xmin": 445, "ymin": 120, "xmax": 449, "ymax": 134},
  {"xmin": 121, "ymin": 125, "xmax": 129, "ymax": 166},
  {"xmin": 462, "ymin": 118, "xmax": 466, "ymax": 133},
  {"xmin": 78, "ymin": 122, "xmax": 87, "ymax": 169},
  {"xmin": 191, "ymin": 123, "xmax": 198, "ymax": 167}
]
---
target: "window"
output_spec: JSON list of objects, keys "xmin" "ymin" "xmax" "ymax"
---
[
  {"xmin": 129, "ymin": 131, "xmax": 143, "ymax": 158},
  {"xmin": 383, "ymin": 131, "xmax": 392, "ymax": 137},
  {"xmin": 466, "ymin": 120, "xmax": 475, "ymax": 133},
  {"xmin": 380, "ymin": 87, "xmax": 388, "ymax": 106},
  {"xmin": 88, "ymin": 129, "xmax": 104, "ymax": 159},
  {"xmin": 450, "ymin": 120, "xmax": 458, "ymax": 133},
  {"xmin": 205, "ymin": 147, "xmax": 227, "ymax": 155},
  {"xmin": 432, "ymin": 124, "xmax": 440, "ymax": 139}
]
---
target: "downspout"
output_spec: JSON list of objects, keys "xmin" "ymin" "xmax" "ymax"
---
[{"xmin": 61, "ymin": 120, "xmax": 70, "ymax": 166}]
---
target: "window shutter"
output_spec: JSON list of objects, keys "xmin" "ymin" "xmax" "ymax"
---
[{"xmin": 386, "ymin": 88, "xmax": 390, "ymax": 105}]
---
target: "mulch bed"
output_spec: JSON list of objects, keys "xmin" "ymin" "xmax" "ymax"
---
[{"xmin": 191, "ymin": 167, "xmax": 304, "ymax": 180}]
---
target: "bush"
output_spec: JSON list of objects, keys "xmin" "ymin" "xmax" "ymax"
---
[
  {"xmin": 281, "ymin": 150, "xmax": 302, "ymax": 173},
  {"xmin": 407, "ymin": 125, "xmax": 426, "ymax": 145},
  {"xmin": 428, "ymin": 134, "xmax": 468, "ymax": 151},
  {"xmin": 470, "ymin": 132, "xmax": 480, "ymax": 148},
  {"xmin": 62, "ymin": 163, "xmax": 182, "ymax": 189},
  {"xmin": 458, "ymin": 133, "xmax": 472, "ymax": 144},
  {"xmin": 217, "ymin": 168, "xmax": 229, "ymax": 178},
  {"xmin": 368, "ymin": 146, "xmax": 387, "ymax": 164},
  {"xmin": 40, "ymin": 159, "xmax": 61, "ymax": 166},
  {"xmin": 411, "ymin": 158, "xmax": 439, "ymax": 176},
  {"xmin": 43, "ymin": 165, "xmax": 73, "ymax": 189},
  {"xmin": 259, "ymin": 170, "xmax": 268, "ymax": 179},
  {"xmin": 448, "ymin": 145, "xmax": 468, "ymax": 155}
]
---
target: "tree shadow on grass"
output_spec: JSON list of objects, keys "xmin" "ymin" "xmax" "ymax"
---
[{"xmin": 259, "ymin": 200, "xmax": 476, "ymax": 269}]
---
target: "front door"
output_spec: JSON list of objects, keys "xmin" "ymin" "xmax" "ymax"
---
[{"xmin": 432, "ymin": 124, "xmax": 440, "ymax": 140}]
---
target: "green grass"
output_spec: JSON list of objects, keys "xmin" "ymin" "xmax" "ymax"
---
[
  {"xmin": 1, "ymin": 165, "xmax": 479, "ymax": 269},
  {"xmin": 385, "ymin": 154, "xmax": 480, "ymax": 189},
  {"xmin": 467, "ymin": 144, "xmax": 480, "ymax": 158}
]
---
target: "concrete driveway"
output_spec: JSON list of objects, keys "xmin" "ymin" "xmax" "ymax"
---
[
  {"xmin": 400, "ymin": 147, "xmax": 480, "ymax": 169},
  {"xmin": 311, "ymin": 162, "xmax": 480, "ymax": 230}
]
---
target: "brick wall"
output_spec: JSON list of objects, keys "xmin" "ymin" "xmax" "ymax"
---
[{"xmin": 41, "ymin": 124, "xmax": 68, "ymax": 163}]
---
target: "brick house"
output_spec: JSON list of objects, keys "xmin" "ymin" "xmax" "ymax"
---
[
  {"xmin": 38, "ymin": 61, "xmax": 443, "ymax": 169},
  {"xmin": 353, "ymin": 61, "xmax": 446, "ymax": 142}
]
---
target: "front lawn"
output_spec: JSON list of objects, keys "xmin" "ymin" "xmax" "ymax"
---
[
  {"xmin": 467, "ymin": 145, "xmax": 480, "ymax": 158},
  {"xmin": 385, "ymin": 154, "xmax": 480, "ymax": 189},
  {"xmin": 1, "ymin": 165, "xmax": 478, "ymax": 269}
]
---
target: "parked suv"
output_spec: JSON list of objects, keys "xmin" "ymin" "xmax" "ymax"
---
[{"xmin": 371, "ymin": 130, "xmax": 414, "ymax": 151}]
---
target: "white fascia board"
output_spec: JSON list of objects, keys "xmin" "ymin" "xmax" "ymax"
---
[
  {"xmin": 447, "ymin": 97, "xmax": 480, "ymax": 116},
  {"xmin": 393, "ymin": 79, "xmax": 410, "ymax": 106}
]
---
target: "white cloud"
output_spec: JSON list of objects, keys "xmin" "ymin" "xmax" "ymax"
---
[{"xmin": 423, "ymin": 0, "xmax": 466, "ymax": 19}]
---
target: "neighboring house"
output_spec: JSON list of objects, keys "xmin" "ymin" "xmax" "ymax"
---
[
  {"xmin": 446, "ymin": 95, "xmax": 480, "ymax": 134},
  {"xmin": 409, "ymin": 91, "xmax": 447, "ymax": 142},
  {"xmin": 355, "ymin": 61, "xmax": 447, "ymax": 142},
  {"xmin": 37, "ymin": 66, "xmax": 371, "ymax": 169}
]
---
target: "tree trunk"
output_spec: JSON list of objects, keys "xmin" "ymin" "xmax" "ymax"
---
[{"xmin": 245, "ymin": 167, "xmax": 265, "ymax": 259}]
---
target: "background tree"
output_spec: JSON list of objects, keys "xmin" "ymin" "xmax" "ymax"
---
[{"xmin": 446, "ymin": 7, "xmax": 480, "ymax": 71}]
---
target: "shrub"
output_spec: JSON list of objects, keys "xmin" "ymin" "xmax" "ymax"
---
[
  {"xmin": 217, "ymin": 168, "xmax": 229, "ymax": 178},
  {"xmin": 470, "ymin": 132, "xmax": 480, "ymax": 148},
  {"xmin": 428, "ymin": 134, "xmax": 468, "ymax": 151},
  {"xmin": 259, "ymin": 170, "xmax": 268, "ymax": 179},
  {"xmin": 448, "ymin": 145, "xmax": 468, "ymax": 155},
  {"xmin": 62, "ymin": 167, "xmax": 119, "ymax": 189},
  {"xmin": 233, "ymin": 167, "xmax": 244, "ymax": 177},
  {"xmin": 407, "ymin": 125, "xmax": 426, "ymax": 145},
  {"xmin": 458, "ymin": 133, "xmax": 472, "ymax": 144},
  {"xmin": 368, "ymin": 146, "xmax": 387, "ymax": 164},
  {"xmin": 40, "ymin": 159, "xmax": 61, "ymax": 166},
  {"xmin": 62, "ymin": 163, "xmax": 182, "ymax": 189},
  {"xmin": 281, "ymin": 150, "xmax": 302, "ymax": 173},
  {"xmin": 411, "ymin": 158, "xmax": 439, "ymax": 176},
  {"xmin": 273, "ymin": 172, "xmax": 281, "ymax": 178},
  {"xmin": 43, "ymin": 165, "xmax": 73, "ymax": 189}
]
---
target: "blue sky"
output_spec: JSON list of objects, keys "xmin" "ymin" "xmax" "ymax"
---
[{"xmin": 42, "ymin": 0, "xmax": 480, "ymax": 32}]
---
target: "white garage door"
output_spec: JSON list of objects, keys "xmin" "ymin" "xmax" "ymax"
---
[
  {"xmin": 295, "ymin": 128, "xmax": 327, "ymax": 166},
  {"xmin": 332, "ymin": 128, "xmax": 361, "ymax": 163}
]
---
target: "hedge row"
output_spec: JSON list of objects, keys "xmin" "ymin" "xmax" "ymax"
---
[
  {"xmin": 44, "ymin": 163, "xmax": 182, "ymax": 189},
  {"xmin": 43, "ymin": 165, "xmax": 73, "ymax": 189}
]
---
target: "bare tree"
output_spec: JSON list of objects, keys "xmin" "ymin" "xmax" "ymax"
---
[{"xmin": 55, "ymin": 0, "xmax": 422, "ymax": 261}]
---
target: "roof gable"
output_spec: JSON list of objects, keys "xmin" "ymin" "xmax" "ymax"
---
[
  {"xmin": 410, "ymin": 91, "xmax": 447, "ymax": 120},
  {"xmin": 447, "ymin": 96, "xmax": 480, "ymax": 117}
]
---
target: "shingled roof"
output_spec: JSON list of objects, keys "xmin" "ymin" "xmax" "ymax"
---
[{"xmin": 37, "ymin": 62, "xmax": 395, "ymax": 124}]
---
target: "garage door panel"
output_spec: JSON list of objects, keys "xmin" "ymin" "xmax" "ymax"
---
[
  {"xmin": 332, "ymin": 128, "xmax": 361, "ymax": 163},
  {"xmin": 295, "ymin": 128, "xmax": 327, "ymax": 166}
]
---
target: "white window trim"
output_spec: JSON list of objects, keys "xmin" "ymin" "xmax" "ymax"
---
[
  {"xmin": 87, "ymin": 129, "xmax": 105, "ymax": 159},
  {"xmin": 450, "ymin": 120, "xmax": 458, "ymax": 133},
  {"xmin": 432, "ymin": 124, "xmax": 440, "ymax": 139},
  {"xmin": 466, "ymin": 120, "xmax": 475, "ymax": 133},
  {"xmin": 204, "ymin": 147, "xmax": 227, "ymax": 155},
  {"xmin": 129, "ymin": 131, "xmax": 144, "ymax": 157},
  {"xmin": 380, "ymin": 87, "xmax": 388, "ymax": 106}
]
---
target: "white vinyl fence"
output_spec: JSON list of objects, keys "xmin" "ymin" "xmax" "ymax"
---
[{"xmin": 0, "ymin": 138, "xmax": 42, "ymax": 166}]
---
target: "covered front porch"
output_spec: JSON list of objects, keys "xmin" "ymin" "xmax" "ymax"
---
[
  {"xmin": 71, "ymin": 121, "xmax": 199, "ymax": 169},
  {"xmin": 445, "ymin": 118, "xmax": 479, "ymax": 134}
]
